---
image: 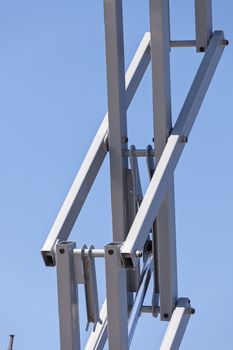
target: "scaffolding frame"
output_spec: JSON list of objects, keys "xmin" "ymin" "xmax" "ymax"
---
[{"xmin": 41, "ymin": 1, "xmax": 227, "ymax": 349}]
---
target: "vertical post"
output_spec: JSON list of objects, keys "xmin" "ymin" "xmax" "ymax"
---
[
  {"xmin": 104, "ymin": 0, "xmax": 135, "ymax": 307},
  {"xmin": 195, "ymin": 0, "xmax": 213, "ymax": 52},
  {"xmin": 103, "ymin": 0, "xmax": 128, "ymax": 242},
  {"xmin": 105, "ymin": 243, "xmax": 128, "ymax": 350},
  {"xmin": 149, "ymin": 0, "xmax": 178, "ymax": 320},
  {"xmin": 56, "ymin": 242, "xmax": 80, "ymax": 350}
]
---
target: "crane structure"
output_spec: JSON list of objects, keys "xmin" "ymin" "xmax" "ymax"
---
[{"xmin": 41, "ymin": 1, "xmax": 227, "ymax": 349}]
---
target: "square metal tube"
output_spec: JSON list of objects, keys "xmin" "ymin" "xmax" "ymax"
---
[
  {"xmin": 149, "ymin": 0, "xmax": 178, "ymax": 320},
  {"xmin": 105, "ymin": 243, "xmax": 128, "ymax": 350},
  {"xmin": 41, "ymin": 33, "xmax": 151, "ymax": 266},
  {"xmin": 160, "ymin": 298, "xmax": 192, "ymax": 350},
  {"xmin": 195, "ymin": 0, "xmax": 213, "ymax": 52},
  {"xmin": 84, "ymin": 301, "xmax": 108, "ymax": 350},
  {"xmin": 104, "ymin": 0, "xmax": 128, "ymax": 242},
  {"xmin": 121, "ymin": 31, "xmax": 225, "ymax": 266}
]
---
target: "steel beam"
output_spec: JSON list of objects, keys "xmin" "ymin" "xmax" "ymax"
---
[
  {"xmin": 104, "ymin": 0, "xmax": 128, "ymax": 241},
  {"xmin": 160, "ymin": 298, "xmax": 193, "ymax": 350},
  {"xmin": 195, "ymin": 0, "xmax": 213, "ymax": 52},
  {"xmin": 105, "ymin": 243, "xmax": 128, "ymax": 350},
  {"xmin": 121, "ymin": 31, "xmax": 225, "ymax": 267},
  {"xmin": 56, "ymin": 242, "xmax": 80, "ymax": 350},
  {"xmin": 149, "ymin": 0, "xmax": 178, "ymax": 320},
  {"xmin": 41, "ymin": 32, "xmax": 151, "ymax": 266}
]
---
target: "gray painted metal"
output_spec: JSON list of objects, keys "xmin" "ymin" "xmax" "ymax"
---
[
  {"xmin": 103, "ymin": 0, "xmax": 141, "ymax": 302},
  {"xmin": 149, "ymin": 0, "xmax": 178, "ymax": 320},
  {"xmin": 128, "ymin": 256, "xmax": 153, "ymax": 346},
  {"xmin": 121, "ymin": 31, "xmax": 225, "ymax": 266},
  {"xmin": 160, "ymin": 298, "xmax": 192, "ymax": 350},
  {"xmin": 42, "ymin": 2, "xmax": 226, "ymax": 348},
  {"xmin": 41, "ymin": 32, "xmax": 151, "ymax": 266},
  {"xmin": 56, "ymin": 242, "xmax": 80, "ymax": 350},
  {"xmin": 84, "ymin": 301, "xmax": 108, "ymax": 350},
  {"xmin": 105, "ymin": 243, "xmax": 128, "ymax": 350},
  {"xmin": 129, "ymin": 145, "xmax": 143, "ymax": 214},
  {"xmin": 195, "ymin": 0, "xmax": 213, "ymax": 52},
  {"xmin": 74, "ymin": 248, "xmax": 105, "ymax": 258},
  {"xmin": 81, "ymin": 245, "xmax": 101, "ymax": 331},
  {"xmin": 104, "ymin": 0, "xmax": 128, "ymax": 242}
]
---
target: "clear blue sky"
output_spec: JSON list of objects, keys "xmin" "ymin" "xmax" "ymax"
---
[{"xmin": 0, "ymin": 1, "xmax": 232, "ymax": 349}]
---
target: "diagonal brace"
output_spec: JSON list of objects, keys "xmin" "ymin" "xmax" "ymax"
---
[
  {"xmin": 121, "ymin": 31, "xmax": 226, "ymax": 267},
  {"xmin": 41, "ymin": 33, "xmax": 151, "ymax": 266}
]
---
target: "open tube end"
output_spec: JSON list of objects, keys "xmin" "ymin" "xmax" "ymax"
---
[
  {"xmin": 41, "ymin": 250, "xmax": 56, "ymax": 266},
  {"xmin": 121, "ymin": 253, "xmax": 136, "ymax": 269}
]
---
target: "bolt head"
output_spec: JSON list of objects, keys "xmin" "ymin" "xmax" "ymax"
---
[
  {"xmin": 122, "ymin": 136, "xmax": 128, "ymax": 143},
  {"xmin": 135, "ymin": 250, "xmax": 142, "ymax": 258}
]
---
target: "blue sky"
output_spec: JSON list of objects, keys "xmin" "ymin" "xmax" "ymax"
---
[{"xmin": 0, "ymin": 1, "xmax": 232, "ymax": 349}]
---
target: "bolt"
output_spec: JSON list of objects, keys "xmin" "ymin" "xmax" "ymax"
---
[
  {"xmin": 180, "ymin": 135, "xmax": 188, "ymax": 144},
  {"xmin": 122, "ymin": 136, "xmax": 128, "ymax": 143},
  {"xmin": 108, "ymin": 249, "xmax": 114, "ymax": 255},
  {"xmin": 152, "ymin": 137, "xmax": 155, "ymax": 143},
  {"xmin": 222, "ymin": 39, "xmax": 229, "ymax": 46},
  {"xmin": 59, "ymin": 248, "xmax": 65, "ymax": 254},
  {"xmin": 163, "ymin": 313, "xmax": 169, "ymax": 319},
  {"xmin": 135, "ymin": 250, "xmax": 143, "ymax": 258},
  {"xmin": 199, "ymin": 46, "xmax": 205, "ymax": 52},
  {"xmin": 190, "ymin": 308, "xmax": 195, "ymax": 315}
]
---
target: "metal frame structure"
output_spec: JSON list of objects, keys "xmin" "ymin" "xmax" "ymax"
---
[{"xmin": 41, "ymin": 1, "xmax": 227, "ymax": 349}]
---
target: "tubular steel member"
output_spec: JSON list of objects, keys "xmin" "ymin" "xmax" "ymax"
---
[
  {"xmin": 149, "ymin": 0, "xmax": 178, "ymax": 321},
  {"xmin": 160, "ymin": 298, "xmax": 195, "ymax": 350},
  {"xmin": 195, "ymin": 0, "xmax": 213, "ymax": 52},
  {"xmin": 41, "ymin": 1, "xmax": 227, "ymax": 349}
]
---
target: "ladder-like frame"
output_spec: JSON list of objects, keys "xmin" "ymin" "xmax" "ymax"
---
[{"xmin": 41, "ymin": 1, "xmax": 227, "ymax": 349}]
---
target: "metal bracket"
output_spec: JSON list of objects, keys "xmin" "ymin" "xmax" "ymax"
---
[
  {"xmin": 81, "ymin": 245, "xmax": 102, "ymax": 331},
  {"xmin": 146, "ymin": 145, "xmax": 155, "ymax": 180},
  {"xmin": 129, "ymin": 145, "xmax": 143, "ymax": 215}
]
